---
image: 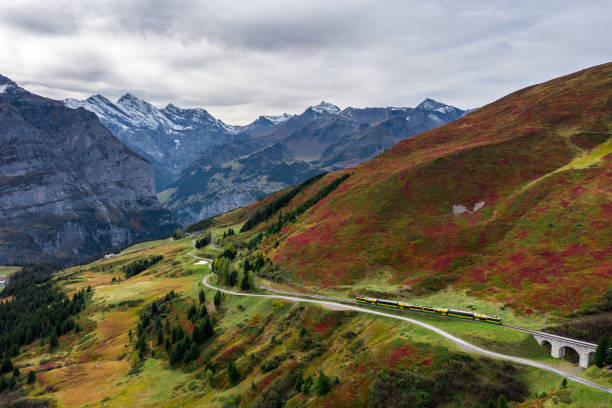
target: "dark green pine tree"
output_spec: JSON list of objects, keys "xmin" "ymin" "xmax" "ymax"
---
[
  {"xmin": 485, "ymin": 401, "xmax": 494, "ymax": 408},
  {"xmin": 27, "ymin": 370, "xmax": 36, "ymax": 384},
  {"xmin": 315, "ymin": 370, "xmax": 332, "ymax": 396},
  {"xmin": 214, "ymin": 290, "xmax": 222, "ymax": 308},
  {"xmin": 594, "ymin": 335, "xmax": 609, "ymax": 368},
  {"xmin": 202, "ymin": 315, "xmax": 214, "ymax": 340},
  {"xmin": 199, "ymin": 288, "xmax": 206, "ymax": 304},
  {"xmin": 497, "ymin": 394, "xmax": 508, "ymax": 408},
  {"xmin": 240, "ymin": 272, "xmax": 251, "ymax": 290},
  {"xmin": 49, "ymin": 332, "xmax": 59, "ymax": 352},
  {"xmin": 0, "ymin": 357, "xmax": 13, "ymax": 374},
  {"xmin": 227, "ymin": 361, "xmax": 241, "ymax": 385}
]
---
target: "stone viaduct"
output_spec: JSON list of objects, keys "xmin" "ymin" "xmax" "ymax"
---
[{"xmin": 531, "ymin": 331, "xmax": 597, "ymax": 368}]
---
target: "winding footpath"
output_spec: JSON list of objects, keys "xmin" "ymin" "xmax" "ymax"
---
[{"xmin": 190, "ymin": 243, "xmax": 611, "ymax": 394}]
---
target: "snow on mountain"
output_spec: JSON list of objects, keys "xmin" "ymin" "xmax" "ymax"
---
[
  {"xmin": 262, "ymin": 113, "xmax": 294, "ymax": 125},
  {"xmin": 64, "ymin": 93, "xmax": 286, "ymax": 190},
  {"xmin": 310, "ymin": 101, "xmax": 341, "ymax": 115},
  {"xmin": 416, "ymin": 98, "xmax": 460, "ymax": 114}
]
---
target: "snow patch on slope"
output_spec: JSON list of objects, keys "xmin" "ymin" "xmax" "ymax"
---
[{"xmin": 453, "ymin": 201, "xmax": 485, "ymax": 215}]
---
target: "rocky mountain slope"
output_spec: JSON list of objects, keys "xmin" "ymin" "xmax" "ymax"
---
[
  {"xmin": 230, "ymin": 62, "xmax": 612, "ymax": 313},
  {"xmin": 162, "ymin": 99, "xmax": 465, "ymax": 225},
  {"xmin": 64, "ymin": 95, "xmax": 292, "ymax": 190},
  {"xmin": 0, "ymin": 75, "xmax": 177, "ymax": 265}
]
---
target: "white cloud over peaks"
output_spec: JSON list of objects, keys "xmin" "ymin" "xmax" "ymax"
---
[{"xmin": 0, "ymin": 0, "xmax": 610, "ymax": 124}]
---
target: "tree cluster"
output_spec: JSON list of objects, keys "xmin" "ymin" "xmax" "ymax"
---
[
  {"xmin": 368, "ymin": 354, "xmax": 527, "ymax": 408},
  {"xmin": 172, "ymin": 229, "xmax": 184, "ymax": 240},
  {"xmin": 246, "ymin": 232, "xmax": 264, "ymax": 250},
  {"xmin": 213, "ymin": 256, "xmax": 252, "ymax": 290},
  {"xmin": 240, "ymin": 173, "xmax": 325, "ymax": 232},
  {"xmin": 195, "ymin": 231, "xmax": 212, "ymax": 249},
  {"xmin": 220, "ymin": 245, "xmax": 237, "ymax": 260},
  {"xmin": 594, "ymin": 335, "xmax": 612, "ymax": 368},
  {"xmin": 123, "ymin": 255, "xmax": 163, "ymax": 279},
  {"xmin": 265, "ymin": 173, "xmax": 351, "ymax": 235},
  {"xmin": 0, "ymin": 264, "xmax": 89, "ymax": 357},
  {"xmin": 243, "ymin": 254, "xmax": 266, "ymax": 274},
  {"xmin": 132, "ymin": 290, "xmax": 215, "ymax": 368}
]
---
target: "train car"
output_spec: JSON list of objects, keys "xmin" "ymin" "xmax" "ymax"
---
[
  {"xmin": 474, "ymin": 313, "xmax": 502, "ymax": 325},
  {"xmin": 433, "ymin": 307, "xmax": 448, "ymax": 315},
  {"xmin": 355, "ymin": 296, "xmax": 502, "ymax": 324},
  {"xmin": 356, "ymin": 296, "xmax": 377, "ymax": 305},
  {"xmin": 408, "ymin": 304, "xmax": 423, "ymax": 312},
  {"xmin": 447, "ymin": 309, "xmax": 475, "ymax": 320},
  {"xmin": 397, "ymin": 302, "xmax": 411, "ymax": 310},
  {"xmin": 375, "ymin": 299, "xmax": 400, "ymax": 309}
]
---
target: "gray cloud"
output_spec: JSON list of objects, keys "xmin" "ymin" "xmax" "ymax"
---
[{"xmin": 0, "ymin": 0, "xmax": 610, "ymax": 124}]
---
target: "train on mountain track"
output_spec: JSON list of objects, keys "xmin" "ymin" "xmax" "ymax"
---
[{"xmin": 355, "ymin": 296, "xmax": 502, "ymax": 325}]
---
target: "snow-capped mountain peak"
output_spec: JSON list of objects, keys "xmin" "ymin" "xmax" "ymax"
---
[
  {"xmin": 416, "ymin": 98, "xmax": 458, "ymax": 114},
  {"xmin": 310, "ymin": 101, "xmax": 341, "ymax": 115}
]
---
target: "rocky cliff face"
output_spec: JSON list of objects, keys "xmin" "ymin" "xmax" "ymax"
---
[{"xmin": 0, "ymin": 75, "xmax": 177, "ymax": 265}]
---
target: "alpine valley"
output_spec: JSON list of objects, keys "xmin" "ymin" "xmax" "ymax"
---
[{"xmin": 0, "ymin": 63, "xmax": 610, "ymax": 408}]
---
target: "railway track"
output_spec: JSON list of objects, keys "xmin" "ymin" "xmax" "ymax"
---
[
  {"xmin": 191, "ymin": 244, "xmax": 611, "ymax": 394},
  {"xmin": 203, "ymin": 276, "xmax": 611, "ymax": 393}
]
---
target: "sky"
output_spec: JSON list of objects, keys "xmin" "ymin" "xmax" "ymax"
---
[{"xmin": 0, "ymin": 0, "xmax": 610, "ymax": 125}]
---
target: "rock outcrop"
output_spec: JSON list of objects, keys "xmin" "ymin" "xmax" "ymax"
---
[{"xmin": 0, "ymin": 75, "xmax": 177, "ymax": 265}]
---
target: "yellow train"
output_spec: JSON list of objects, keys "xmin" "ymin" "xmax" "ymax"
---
[{"xmin": 355, "ymin": 296, "xmax": 502, "ymax": 325}]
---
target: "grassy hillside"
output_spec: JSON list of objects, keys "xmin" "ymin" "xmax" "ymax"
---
[
  {"xmin": 3, "ymin": 238, "xmax": 610, "ymax": 407},
  {"xmin": 233, "ymin": 62, "xmax": 612, "ymax": 314}
]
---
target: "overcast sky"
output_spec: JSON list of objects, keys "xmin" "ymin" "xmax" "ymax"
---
[{"xmin": 0, "ymin": 0, "xmax": 610, "ymax": 124}]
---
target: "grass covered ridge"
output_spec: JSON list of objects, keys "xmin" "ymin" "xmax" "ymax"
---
[{"xmin": 252, "ymin": 62, "xmax": 612, "ymax": 314}]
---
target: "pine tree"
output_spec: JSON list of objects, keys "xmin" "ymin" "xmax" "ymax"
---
[
  {"xmin": 315, "ymin": 370, "xmax": 332, "ymax": 396},
  {"xmin": 202, "ymin": 315, "xmax": 214, "ymax": 340},
  {"xmin": 49, "ymin": 333, "xmax": 58, "ymax": 352},
  {"xmin": 240, "ymin": 272, "xmax": 251, "ymax": 290},
  {"xmin": 561, "ymin": 378, "xmax": 568, "ymax": 388},
  {"xmin": 214, "ymin": 290, "xmax": 222, "ymax": 308},
  {"xmin": 497, "ymin": 394, "xmax": 508, "ymax": 408},
  {"xmin": 199, "ymin": 289, "xmax": 206, "ymax": 304},
  {"xmin": 0, "ymin": 357, "xmax": 13, "ymax": 374},
  {"xmin": 227, "ymin": 361, "xmax": 241, "ymax": 385},
  {"xmin": 485, "ymin": 401, "xmax": 494, "ymax": 408},
  {"xmin": 188, "ymin": 304, "xmax": 197, "ymax": 321},
  {"xmin": 12, "ymin": 366, "xmax": 19, "ymax": 377},
  {"xmin": 27, "ymin": 370, "xmax": 36, "ymax": 384},
  {"xmin": 183, "ymin": 343, "xmax": 200, "ymax": 364},
  {"xmin": 594, "ymin": 336, "xmax": 608, "ymax": 368},
  {"xmin": 173, "ymin": 228, "xmax": 183, "ymax": 240},
  {"xmin": 192, "ymin": 325, "xmax": 202, "ymax": 345}
]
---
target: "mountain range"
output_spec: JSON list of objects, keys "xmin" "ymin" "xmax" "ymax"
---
[
  {"xmin": 0, "ymin": 75, "xmax": 177, "ymax": 265},
  {"xmin": 65, "ymin": 94, "xmax": 465, "ymax": 225}
]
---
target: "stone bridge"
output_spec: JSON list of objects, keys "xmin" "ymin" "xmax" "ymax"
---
[{"xmin": 531, "ymin": 331, "xmax": 597, "ymax": 368}]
